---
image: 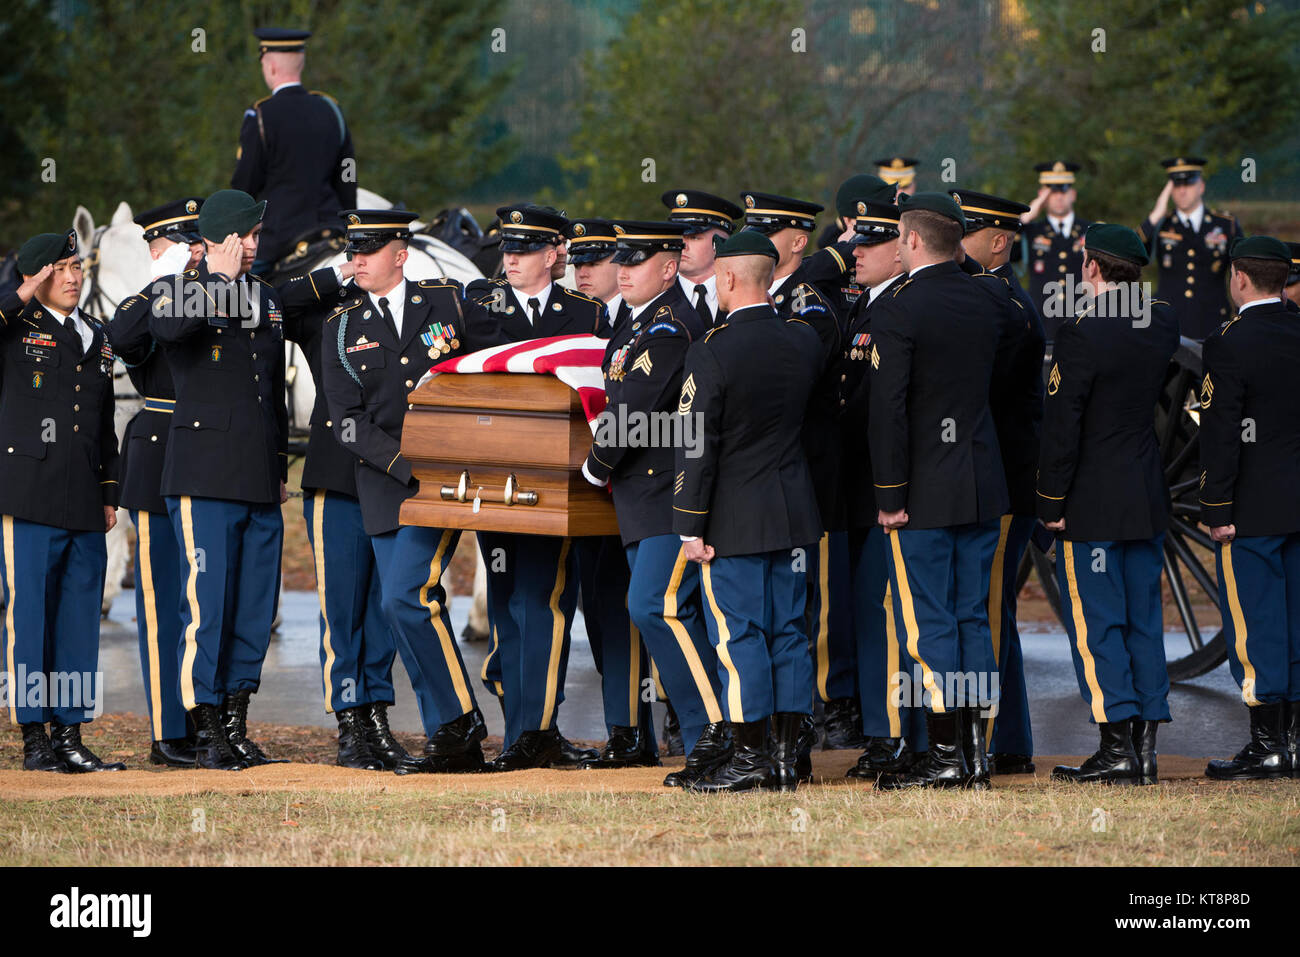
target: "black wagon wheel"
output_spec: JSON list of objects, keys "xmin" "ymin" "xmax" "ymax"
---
[{"xmin": 1017, "ymin": 338, "xmax": 1227, "ymax": 682}]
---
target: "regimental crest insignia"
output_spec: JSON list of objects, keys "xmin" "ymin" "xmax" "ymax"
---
[
  {"xmin": 186, "ymin": 200, "xmax": 198, "ymax": 214},
  {"xmin": 743, "ymin": 195, "xmax": 755, "ymax": 208},
  {"xmin": 573, "ymin": 223, "xmax": 585, "ymax": 236},
  {"xmin": 348, "ymin": 214, "xmax": 360, "ymax": 225},
  {"xmin": 675, "ymin": 193, "xmax": 687, "ymax": 207},
  {"xmin": 510, "ymin": 211, "xmax": 523, "ymax": 224},
  {"xmin": 1048, "ymin": 363, "xmax": 1061, "ymax": 396},
  {"xmin": 1201, "ymin": 373, "xmax": 1213, "ymax": 408},
  {"xmin": 678, "ymin": 373, "xmax": 696, "ymax": 415},
  {"xmin": 631, "ymin": 350, "xmax": 654, "ymax": 376},
  {"xmin": 211, "ymin": 345, "xmax": 222, "ymax": 363}
]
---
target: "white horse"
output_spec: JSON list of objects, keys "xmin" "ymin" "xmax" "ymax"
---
[{"xmin": 73, "ymin": 190, "xmax": 492, "ymax": 640}]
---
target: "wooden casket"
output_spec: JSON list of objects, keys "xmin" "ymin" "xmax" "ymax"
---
[{"xmin": 398, "ymin": 372, "xmax": 619, "ymax": 536}]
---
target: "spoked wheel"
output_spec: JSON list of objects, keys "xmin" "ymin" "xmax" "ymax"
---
[{"xmin": 1018, "ymin": 339, "xmax": 1228, "ymax": 682}]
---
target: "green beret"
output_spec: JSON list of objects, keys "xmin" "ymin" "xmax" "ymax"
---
[
  {"xmin": 17, "ymin": 229, "xmax": 78, "ymax": 275},
  {"xmin": 1083, "ymin": 223, "xmax": 1149, "ymax": 267},
  {"xmin": 198, "ymin": 189, "xmax": 267, "ymax": 242},
  {"xmin": 898, "ymin": 191, "xmax": 966, "ymax": 230},
  {"xmin": 716, "ymin": 230, "xmax": 778, "ymax": 260},
  {"xmin": 834, "ymin": 174, "xmax": 889, "ymax": 218},
  {"xmin": 1229, "ymin": 235, "xmax": 1291, "ymax": 263}
]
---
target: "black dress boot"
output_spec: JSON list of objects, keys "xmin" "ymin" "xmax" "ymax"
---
[
  {"xmin": 335, "ymin": 707, "xmax": 383, "ymax": 770},
  {"xmin": 1052, "ymin": 721, "xmax": 1140, "ymax": 784},
  {"xmin": 846, "ymin": 736, "xmax": 908, "ymax": 778},
  {"xmin": 664, "ymin": 722, "xmax": 732, "ymax": 788},
  {"xmin": 1287, "ymin": 701, "xmax": 1300, "ymax": 779},
  {"xmin": 989, "ymin": 753, "xmax": 1036, "ymax": 775},
  {"xmin": 1131, "ymin": 718, "xmax": 1159, "ymax": 785},
  {"xmin": 687, "ymin": 720, "xmax": 776, "ymax": 793},
  {"xmin": 1205, "ymin": 702, "xmax": 1290, "ymax": 780},
  {"xmin": 21, "ymin": 723, "xmax": 70, "ymax": 773},
  {"xmin": 49, "ymin": 722, "xmax": 126, "ymax": 772},
  {"xmin": 191, "ymin": 703, "xmax": 247, "ymax": 771},
  {"xmin": 662, "ymin": 701, "xmax": 684, "ymax": 757},
  {"xmin": 361, "ymin": 702, "xmax": 413, "ymax": 770},
  {"xmin": 958, "ymin": 707, "xmax": 991, "ymax": 790},
  {"xmin": 795, "ymin": 714, "xmax": 816, "ymax": 781},
  {"xmin": 149, "ymin": 736, "xmax": 199, "ymax": 767},
  {"xmin": 220, "ymin": 690, "xmax": 286, "ymax": 765},
  {"xmin": 397, "ymin": 709, "xmax": 488, "ymax": 774},
  {"xmin": 771, "ymin": 712, "xmax": 806, "ymax": 792},
  {"xmin": 553, "ymin": 730, "xmax": 598, "ymax": 768},
  {"xmin": 877, "ymin": 711, "xmax": 967, "ymax": 790},
  {"xmin": 582, "ymin": 725, "xmax": 662, "ymax": 769},
  {"xmin": 823, "ymin": 697, "xmax": 870, "ymax": 750},
  {"xmin": 488, "ymin": 729, "xmax": 565, "ymax": 771}
]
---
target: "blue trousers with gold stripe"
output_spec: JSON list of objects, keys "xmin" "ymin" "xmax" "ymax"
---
[
  {"xmin": 986, "ymin": 515, "xmax": 1034, "ymax": 754},
  {"xmin": 806, "ymin": 531, "xmax": 857, "ymax": 703},
  {"xmin": 885, "ymin": 522, "xmax": 1001, "ymax": 713},
  {"xmin": 166, "ymin": 496, "xmax": 283, "ymax": 711},
  {"xmin": 303, "ymin": 490, "xmax": 396, "ymax": 713},
  {"xmin": 626, "ymin": 535, "xmax": 724, "ymax": 754},
  {"xmin": 129, "ymin": 510, "xmax": 188, "ymax": 740},
  {"xmin": 848, "ymin": 526, "xmax": 925, "ymax": 745},
  {"xmin": 575, "ymin": 535, "xmax": 653, "ymax": 736},
  {"xmin": 370, "ymin": 526, "xmax": 477, "ymax": 736},
  {"xmin": 700, "ymin": 549, "xmax": 812, "ymax": 723},
  {"xmin": 477, "ymin": 531, "xmax": 508, "ymax": 701},
  {"xmin": 1055, "ymin": 536, "xmax": 1169, "ymax": 723},
  {"xmin": 2, "ymin": 515, "xmax": 106, "ymax": 726},
  {"xmin": 480, "ymin": 533, "xmax": 579, "ymax": 745},
  {"xmin": 1216, "ymin": 534, "xmax": 1300, "ymax": 705}
]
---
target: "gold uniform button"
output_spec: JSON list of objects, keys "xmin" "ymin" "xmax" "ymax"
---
[
  {"xmin": 407, "ymin": 403, "xmax": 413, "ymax": 410},
  {"xmin": 1058, "ymin": 265, "xmax": 1067, "ymax": 273},
  {"xmin": 6, "ymin": 447, "xmax": 12, "ymax": 454},
  {"xmin": 251, "ymin": 352, "xmax": 257, "ymax": 359},
  {"xmin": 1188, "ymin": 249, "xmax": 1196, "ymax": 258},
  {"xmin": 1187, "ymin": 277, "xmax": 1195, "ymax": 285},
  {"xmin": 254, "ymin": 374, "xmax": 260, "ymax": 381},
  {"xmin": 360, "ymin": 364, "xmax": 367, "ymax": 371},
  {"xmin": 1058, "ymin": 251, "xmax": 1067, "ymax": 259},
  {"xmin": 193, "ymin": 420, "xmax": 201, "ymax": 427},
  {"xmin": 840, "ymin": 398, "xmax": 847, "ymax": 407},
  {"xmin": 405, "ymin": 379, "xmax": 414, "ymax": 388},
  {"xmin": 326, "ymin": 420, "xmax": 332, "ymax": 428},
  {"xmin": 76, "ymin": 365, "xmax": 82, "ymax": 372},
  {"xmin": 400, "ymin": 356, "xmax": 409, "ymax": 365},
  {"xmin": 73, "ymin": 425, "xmax": 79, "ymax": 433},
  {"xmin": 840, "ymin": 373, "xmax": 847, "ymax": 382},
  {"xmin": 150, "ymin": 435, "xmax": 157, "ymax": 442},
  {"xmin": 74, "ymin": 385, "xmax": 80, "ymax": 392},
  {"xmin": 1185, "ymin": 290, "xmax": 1194, "ymax": 298},
  {"xmin": 647, "ymin": 469, "xmax": 654, "ymax": 475},
  {"xmin": 73, "ymin": 404, "xmax": 80, "ymax": 412}
]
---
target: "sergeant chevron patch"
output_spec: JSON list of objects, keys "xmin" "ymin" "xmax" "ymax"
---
[
  {"xmin": 631, "ymin": 351, "xmax": 653, "ymax": 376},
  {"xmin": 678, "ymin": 373, "xmax": 696, "ymax": 415},
  {"xmin": 1048, "ymin": 362, "xmax": 1061, "ymax": 395}
]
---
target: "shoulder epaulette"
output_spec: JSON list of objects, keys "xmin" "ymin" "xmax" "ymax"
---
[
  {"xmin": 1073, "ymin": 303, "xmax": 1096, "ymax": 324},
  {"xmin": 825, "ymin": 246, "xmax": 847, "ymax": 273},
  {"xmin": 890, "ymin": 278, "xmax": 914, "ymax": 297},
  {"xmin": 703, "ymin": 323, "xmax": 729, "ymax": 342},
  {"xmin": 1151, "ymin": 298, "xmax": 1170, "ymax": 307},
  {"xmin": 183, "ymin": 268, "xmax": 199, "ymax": 279},
  {"xmin": 562, "ymin": 286, "xmax": 602, "ymax": 305},
  {"xmin": 417, "ymin": 278, "xmax": 457, "ymax": 289},
  {"xmin": 1219, "ymin": 315, "xmax": 1242, "ymax": 335},
  {"xmin": 310, "ymin": 90, "xmax": 339, "ymax": 104},
  {"xmin": 251, "ymin": 94, "xmax": 270, "ymax": 110},
  {"xmin": 786, "ymin": 317, "xmax": 813, "ymax": 329}
]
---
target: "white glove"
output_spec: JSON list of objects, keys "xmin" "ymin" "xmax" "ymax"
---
[
  {"xmin": 581, "ymin": 460, "xmax": 608, "ymax": 488},
  {"xmin": 150, "ymin": 240, "xmax": 193, "ymax": 281}
]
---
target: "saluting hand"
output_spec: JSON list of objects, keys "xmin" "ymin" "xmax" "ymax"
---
[
  {"xmin": 207, "ymin": 233, "xmax": 243, "ymax": 280},
  {"xmin": 16, "ymin": 263, "xmax": 54, "ymax": 303},
  {"xmin": 1148, "ymin": 180, "xmax": 1174, "ymax": 226}
]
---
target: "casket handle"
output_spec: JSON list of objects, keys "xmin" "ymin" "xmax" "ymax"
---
[
  {"xmin": 440, "ymin": 470, "xmax": 471, "ymax": 502},
  {"xmin": 503, "ymin": 473, "xmax": 538, "ymax": 507}
]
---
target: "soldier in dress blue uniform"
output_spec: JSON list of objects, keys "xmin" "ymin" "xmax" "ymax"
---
[
  {"xmin": 277, "ymin": 245, "xmax": 416, "ymax": 772},
  {"xmin": 814, "ymin": 175, "xmax": 892, "ymax": 321},
  {"xmin": 1199, "ymin": 236, "xmax": 1300, "ymax": 781},
  {"xmin": 582, "ymin": 221, "xmax": 728, "ymax": 785},
  {"xmin": 1017, "ymin": 162, "xmax": 1090, "ymax": 340},
  {"xmin": 467, "ymin": 204, "xmax": 607, "ymax": 770},
  {"xmin": 875, "ymin": 156, "xmax": 920, "ymax": 198},
  {"xmin": 232, "ymin": 28, "xmax": 357, "ymax": 274},
  {"xmin": 110, "ymin": 198, "xmax": 205, "ymax": 767},
  {"xmin": 742, "ymin": 190, "xmax": 863, "ymax": 753},
  {"xmin": 322, "ymin": 209, "xmax": 505, "ymax": 773},
  {"xmin": 1, "ymin": 231, "xmax": 124, "ymax": 773},
  {"xmin": 661, "ymin": 189, "xmax": 741, "ymax": 329},
  {"xmin": 1038, "ymin": 224, "xmax": 1180, "ymax": 785},
  {"xmin": 951, "ymin": 189, "xmax": 1043, "ymax": 776},
  {"xmin": 673, "ymin": 230, "xmax": 825, "ymax": 793},
  {"xmin": 839, "ymin": 198, "xmax": 928, "ymax": 778},
  {"xmin": 1141, "ymin": 157, "xmax": 1243, "ymax": 340},
  {"xmin": 140, "ymin": 189, "xmax": 289, "ymax": 771},
  {"xmin": 868, "ymin": 192, "xmax": 1012, "ymax": 791}
]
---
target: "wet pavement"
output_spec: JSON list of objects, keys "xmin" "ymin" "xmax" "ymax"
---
[{"xmin": 95, "ymin": 589, "xmax": 1249, "ymax": 757}]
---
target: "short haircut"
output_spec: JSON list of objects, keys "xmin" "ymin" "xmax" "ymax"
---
[
  {"xmin": 722, "ymin": 254, "xmax": 773, "ymax": 287},
  {"xmin": 1084, "ymin": 248, "xmax": 1141, "ymax": 285},
  {"xmin": 900, "ymin": 209, "xmax": 962, "ymax": 258},
  {"xmin": 1232, "ymin": 257, "xmax": 1289, "ymax": 295}
]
